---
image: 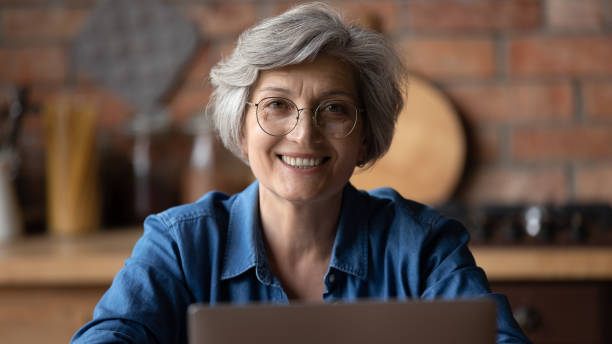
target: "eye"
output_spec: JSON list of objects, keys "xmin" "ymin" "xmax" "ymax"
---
[
  {"xmin": 323, "ymin": 102, "xmax": 346, "ymax": 113},
  {"xmin": 263, "ymin": 98, "xmax": 292, "ymax": 111},
  {"xmin": 319, "ymin": 100, "xmax": 355, "ymax": 117}
]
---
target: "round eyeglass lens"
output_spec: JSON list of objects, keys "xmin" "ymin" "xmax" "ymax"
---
[
  {"xmin": 256, "ymin": 97, "xmax": 299, "ymax": 136},
  {"xmin": 315, "ymin": 100, "xmax": 358, "ymax": 138}
]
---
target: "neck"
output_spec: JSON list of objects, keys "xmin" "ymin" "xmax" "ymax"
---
[{"xmin": 259, "ymin": 187, "xmax": 344, "ymax": 265}]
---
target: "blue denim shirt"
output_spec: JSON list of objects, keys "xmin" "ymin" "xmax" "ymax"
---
[{"xmin": 72, "ymin": 181, "xmax": 530, "ymax": 343}]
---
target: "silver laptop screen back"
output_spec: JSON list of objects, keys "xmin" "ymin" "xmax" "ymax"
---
[{"xmin": 188, "ymin": 299, "xmax": 496, "ymax": 344}]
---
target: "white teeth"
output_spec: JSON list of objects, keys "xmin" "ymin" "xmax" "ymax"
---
[{"xmin": 281, "ymin": 155, "xmax": 324, "ymax": 168}]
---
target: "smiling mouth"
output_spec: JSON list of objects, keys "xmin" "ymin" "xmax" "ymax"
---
[{"xmin": 279, "ymin": 155, "xmax": 329, "ymax": 169}]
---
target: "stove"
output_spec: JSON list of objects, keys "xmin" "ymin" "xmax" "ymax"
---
[{"xmin": 439, "ymin": 203, "xmax": 612, "ymax": 246}]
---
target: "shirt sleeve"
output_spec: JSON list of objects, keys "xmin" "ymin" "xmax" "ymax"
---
[
  {"xmin": 420, "ymin": 215, "xmax": 532, "ymax": 344},
  {"xmin": 71, "ymin": 214, "xmax": 191, "ymax": 344}
]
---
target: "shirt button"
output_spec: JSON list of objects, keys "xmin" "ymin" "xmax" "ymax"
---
[{"xmin": 328, "ymin": 273, "xmax": 336, "ymax": 284}]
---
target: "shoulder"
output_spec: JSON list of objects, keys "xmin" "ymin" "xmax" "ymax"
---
[
  {"xmin": 362, "ymin": 187, "xmax": 443, "ymax": 231},
  {"xmin": 355, "ymin": 186, "xmax": 470, "ymax": 249},
  {"xmin": 357, "ymin": 188, "xmax": 480, "ymax": 292},
  {"xmin": 140, "ymin": 190, "xmax": 242, "ymax": 254},
  {"xmin": 152, "ymin": 190, "xmax": 235, "ymax": 229}
]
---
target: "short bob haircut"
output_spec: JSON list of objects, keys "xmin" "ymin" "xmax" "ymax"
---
[{"xmin": 208, "ymin": 2, "xmax": 406, "ymax": 167}]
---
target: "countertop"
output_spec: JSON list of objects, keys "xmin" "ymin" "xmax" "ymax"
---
[{"xmin": 1, "ymin": 228, "xmax": 612, "ymax": 286}]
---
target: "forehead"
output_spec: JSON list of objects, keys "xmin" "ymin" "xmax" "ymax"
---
[{"xmin": 252, "ymin": 55, "xmax": 358, "ymax": 99}]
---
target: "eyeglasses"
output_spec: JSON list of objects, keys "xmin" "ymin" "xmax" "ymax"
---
[{"xmin": 246, "ymin": 97, "xmax": 361, "ymax": 139}]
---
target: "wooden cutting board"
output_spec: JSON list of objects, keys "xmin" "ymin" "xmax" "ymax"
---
[{"xmin": 351, "ymin": 75, "xmax": 466, "ymax": 205}]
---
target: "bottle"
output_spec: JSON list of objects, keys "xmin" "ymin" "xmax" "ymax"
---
[
  {"xmin": 181, "ymin": 114, "xmax": 253, "ymax": 204},
  {"xmin": 0, "ymin": 150, "xmax": 22, "ymax": 242}
]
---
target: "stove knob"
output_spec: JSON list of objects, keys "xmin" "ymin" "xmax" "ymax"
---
[
  {"xmin": 513, "ymin": 306, "xmax": 542, "ymax": 333},
  {"xmin": 570, "ymin": 213, "xmax": 587, "ymax": 243},
  {"xmin": 503, "ymin": 218, "xmax": 522, "ymax": 243},
  {"xmin": 523, "ymin": 205, "xmax": 552, "ymax": 242}
]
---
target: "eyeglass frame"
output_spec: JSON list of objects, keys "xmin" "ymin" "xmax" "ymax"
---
[{"xmin": 246, "ymin": 96, "xmax": 363, "ymax": 139}]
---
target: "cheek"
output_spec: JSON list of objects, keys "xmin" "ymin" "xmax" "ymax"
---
[{"xmin": 242, "ymin": 128, "xmax": 277, "ymax": 168}]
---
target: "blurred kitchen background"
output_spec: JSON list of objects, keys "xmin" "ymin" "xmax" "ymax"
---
[{"xmin": 0, "ymin": 0, "xmax": 611, "ymax": 343}]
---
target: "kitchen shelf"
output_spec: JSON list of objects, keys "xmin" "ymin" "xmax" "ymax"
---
[
  {"xmin": 473, "ymin": 246, "xmax": 612, "ymax": 281},
  {"xmin": 1, "ymin": 228, "xmax": 612, "ymax": 286},
  {"xmin": 0, "ymin": 228, "xmax": 141, "ymax": 286}
]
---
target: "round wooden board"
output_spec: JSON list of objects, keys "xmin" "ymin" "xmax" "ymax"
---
[{"xmin": 350, "ymin": 75, "xmax": 466, "ymax": 205}]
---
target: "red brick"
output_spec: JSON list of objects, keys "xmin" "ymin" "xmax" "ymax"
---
[
  {"xmin": 575, "ymin": 164, "xmax": 612, "ymax": 202},
  {"xmin": 190, "ymin": 40, "xmax": 237, "ymax": 81},
  {"xmin": 1, "ymin": 8, "xmax": 88, "ymax": 40},
  {"xmin": 398, "ymin": 38, "xmax": 495, "ymax": 80},
  {"xmin": 194, "ymin": 39, "xmax": 238, "ymax": 73},
  {"xmin": 0, "ymin": 47, "xmax": 67, "ymax": 83},
  {"xmin": 335, "ymin": 0, "xmax": 398, "ymax": 34},
  {"xmin": 0, "ymin": 85, "xmax": 13, "ymax": 107},
  {"xmin": 445, "ymin": 82, "xmax": 573, "ymax": 122},
  {"xmin": 512, "ymin": 126, "xmax": 612, "ymax": 161},
  {"xmin": 547, "ymin": 0, "xmax": 603, "ymax": 30},
  {"xmin": 471, "ymin": 125, "xmax": 503, "ymax": 164},
  {"xmin": 269, "ymin": 2, "xmax": 295, "ymax": 16},
  {"xmin": 217, "ymin": 40, "xmax": 238, "ymax": 59},
  {"xmin": 180, "ymin": 44, "xmax": 219, "ymax": 85},
  {"xmin": 402, "ymin": 0, "xmax": 541, "ymax": 32},
  {"xmin": 258, "ymin": 1, "xmax": 397, "ymax": 33},
  {"xmin": 30, "ymin": 85, "xmax": 134, "ymax": 130},
  {"xmin": 0, "ymin": 0, "xmax": 51, "ymax": 5},
  {"xmin": 182, "ymin": 3, "xmax": 257, "ymax": 37},
  {"xmin": 582, "ymin": 81, "xmax": 612, "ymax": 119},
  {"xmin": 509, "ymin": 36, "xmax": 612, "ymax": 77},
  {"xmin": 270, "ymin": 1, "xmax": 399, "ymax": 34},
  {"xmin": 92, "ymin": 88, "xmax": 134, "ymax": 129},
  {"xmin": 606, "ymin": 1, "xmax": 612, "ymax": 28},
  {"xmin": 168, "ymin": 86, "xmax": 211, "ymax": 125},
  {"xmin": 461, "ymin": 167, "xmax": 569, "ymax": 204}
]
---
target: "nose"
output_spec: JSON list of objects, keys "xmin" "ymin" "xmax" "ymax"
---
[{"xmin": 287, "ymin": 108, "xmax": 322, "ymax": 142}]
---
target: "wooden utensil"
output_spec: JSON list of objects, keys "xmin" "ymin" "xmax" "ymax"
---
[
  {"xmin": 351, "ymin": 75, "xmax": 466, "ymax": 205},
  {"xmin": 44, "ymin": 94, "xmax": 101, "ymax": 235}
]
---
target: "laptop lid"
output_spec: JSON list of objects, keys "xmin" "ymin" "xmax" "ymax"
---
[{"xmin": 188, "ymin": 299, "xmax": 496, "ymax": 344}]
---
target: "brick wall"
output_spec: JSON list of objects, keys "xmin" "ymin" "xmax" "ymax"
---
[
  {"xmin": 1, "ymin": 0, "xmax": 611, "ymax": 229},
  {"xmin": 393, "ymin": 0, "xmax": 612, "ymax": 205}
]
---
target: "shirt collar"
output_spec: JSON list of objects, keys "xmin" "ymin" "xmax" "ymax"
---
[{"xmin": 220, "ymin": 181, "xmax": 369, "ymax": 281}]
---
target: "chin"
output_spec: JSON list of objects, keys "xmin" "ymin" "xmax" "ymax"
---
[{"xmin": 277, "ymin": 182, "xmax": 345, "ymax": 204}]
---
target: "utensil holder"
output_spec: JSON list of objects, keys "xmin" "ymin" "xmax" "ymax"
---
[{"xmin": 44, "ymin": 95, "xmax": 101, "ymax": 235}]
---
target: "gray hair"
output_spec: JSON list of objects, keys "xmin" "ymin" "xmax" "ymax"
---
[{"xmin": 208, "ymin": 2, "xmax": 406, "ymax": 166}]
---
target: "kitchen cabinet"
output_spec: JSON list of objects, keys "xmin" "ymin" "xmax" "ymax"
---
[
  {"xmin": 475, "ymin": 246, "xmax": 612, "ymax": 343},
  {"xmin": 1, "ymin": 229, "xmax": 611, "ymax": 343},
  {"xmin": 492, "ymin": 281, "xmax": 611, "ymax": 344},
  {"xmin": 0, "ymin": 286, "xmax": 107, "ymax": 343}
]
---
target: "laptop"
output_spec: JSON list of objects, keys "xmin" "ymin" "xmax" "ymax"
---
[{"xmin": 188, "ymin": 299, "xmax": 496, "ymax": 344}]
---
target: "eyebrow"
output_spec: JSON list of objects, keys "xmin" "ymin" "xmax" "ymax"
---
[
  {"xmin": 318, "ymin": 89, "xmax": 356, "ymax": 99},
  {"xmin": 255, "ymin": 87, "xmax": 357, "ymax": 100},
  {"xmin": 256, "ymin": 86, "xmax": 290, "ymax": 95}
]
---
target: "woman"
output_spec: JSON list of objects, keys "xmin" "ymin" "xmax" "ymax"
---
[{"xmin": 73, "ymin": 3, "xmax": 529, "ymax": 343}]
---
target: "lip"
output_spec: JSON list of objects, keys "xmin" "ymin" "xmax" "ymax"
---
[
  {"xmin": 277, "ymin": 152, "xmax": 326, "ymax": 159},
  {"xmin": 276, "ymin": 153, "xmax": 330, "ymax": 172}
]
